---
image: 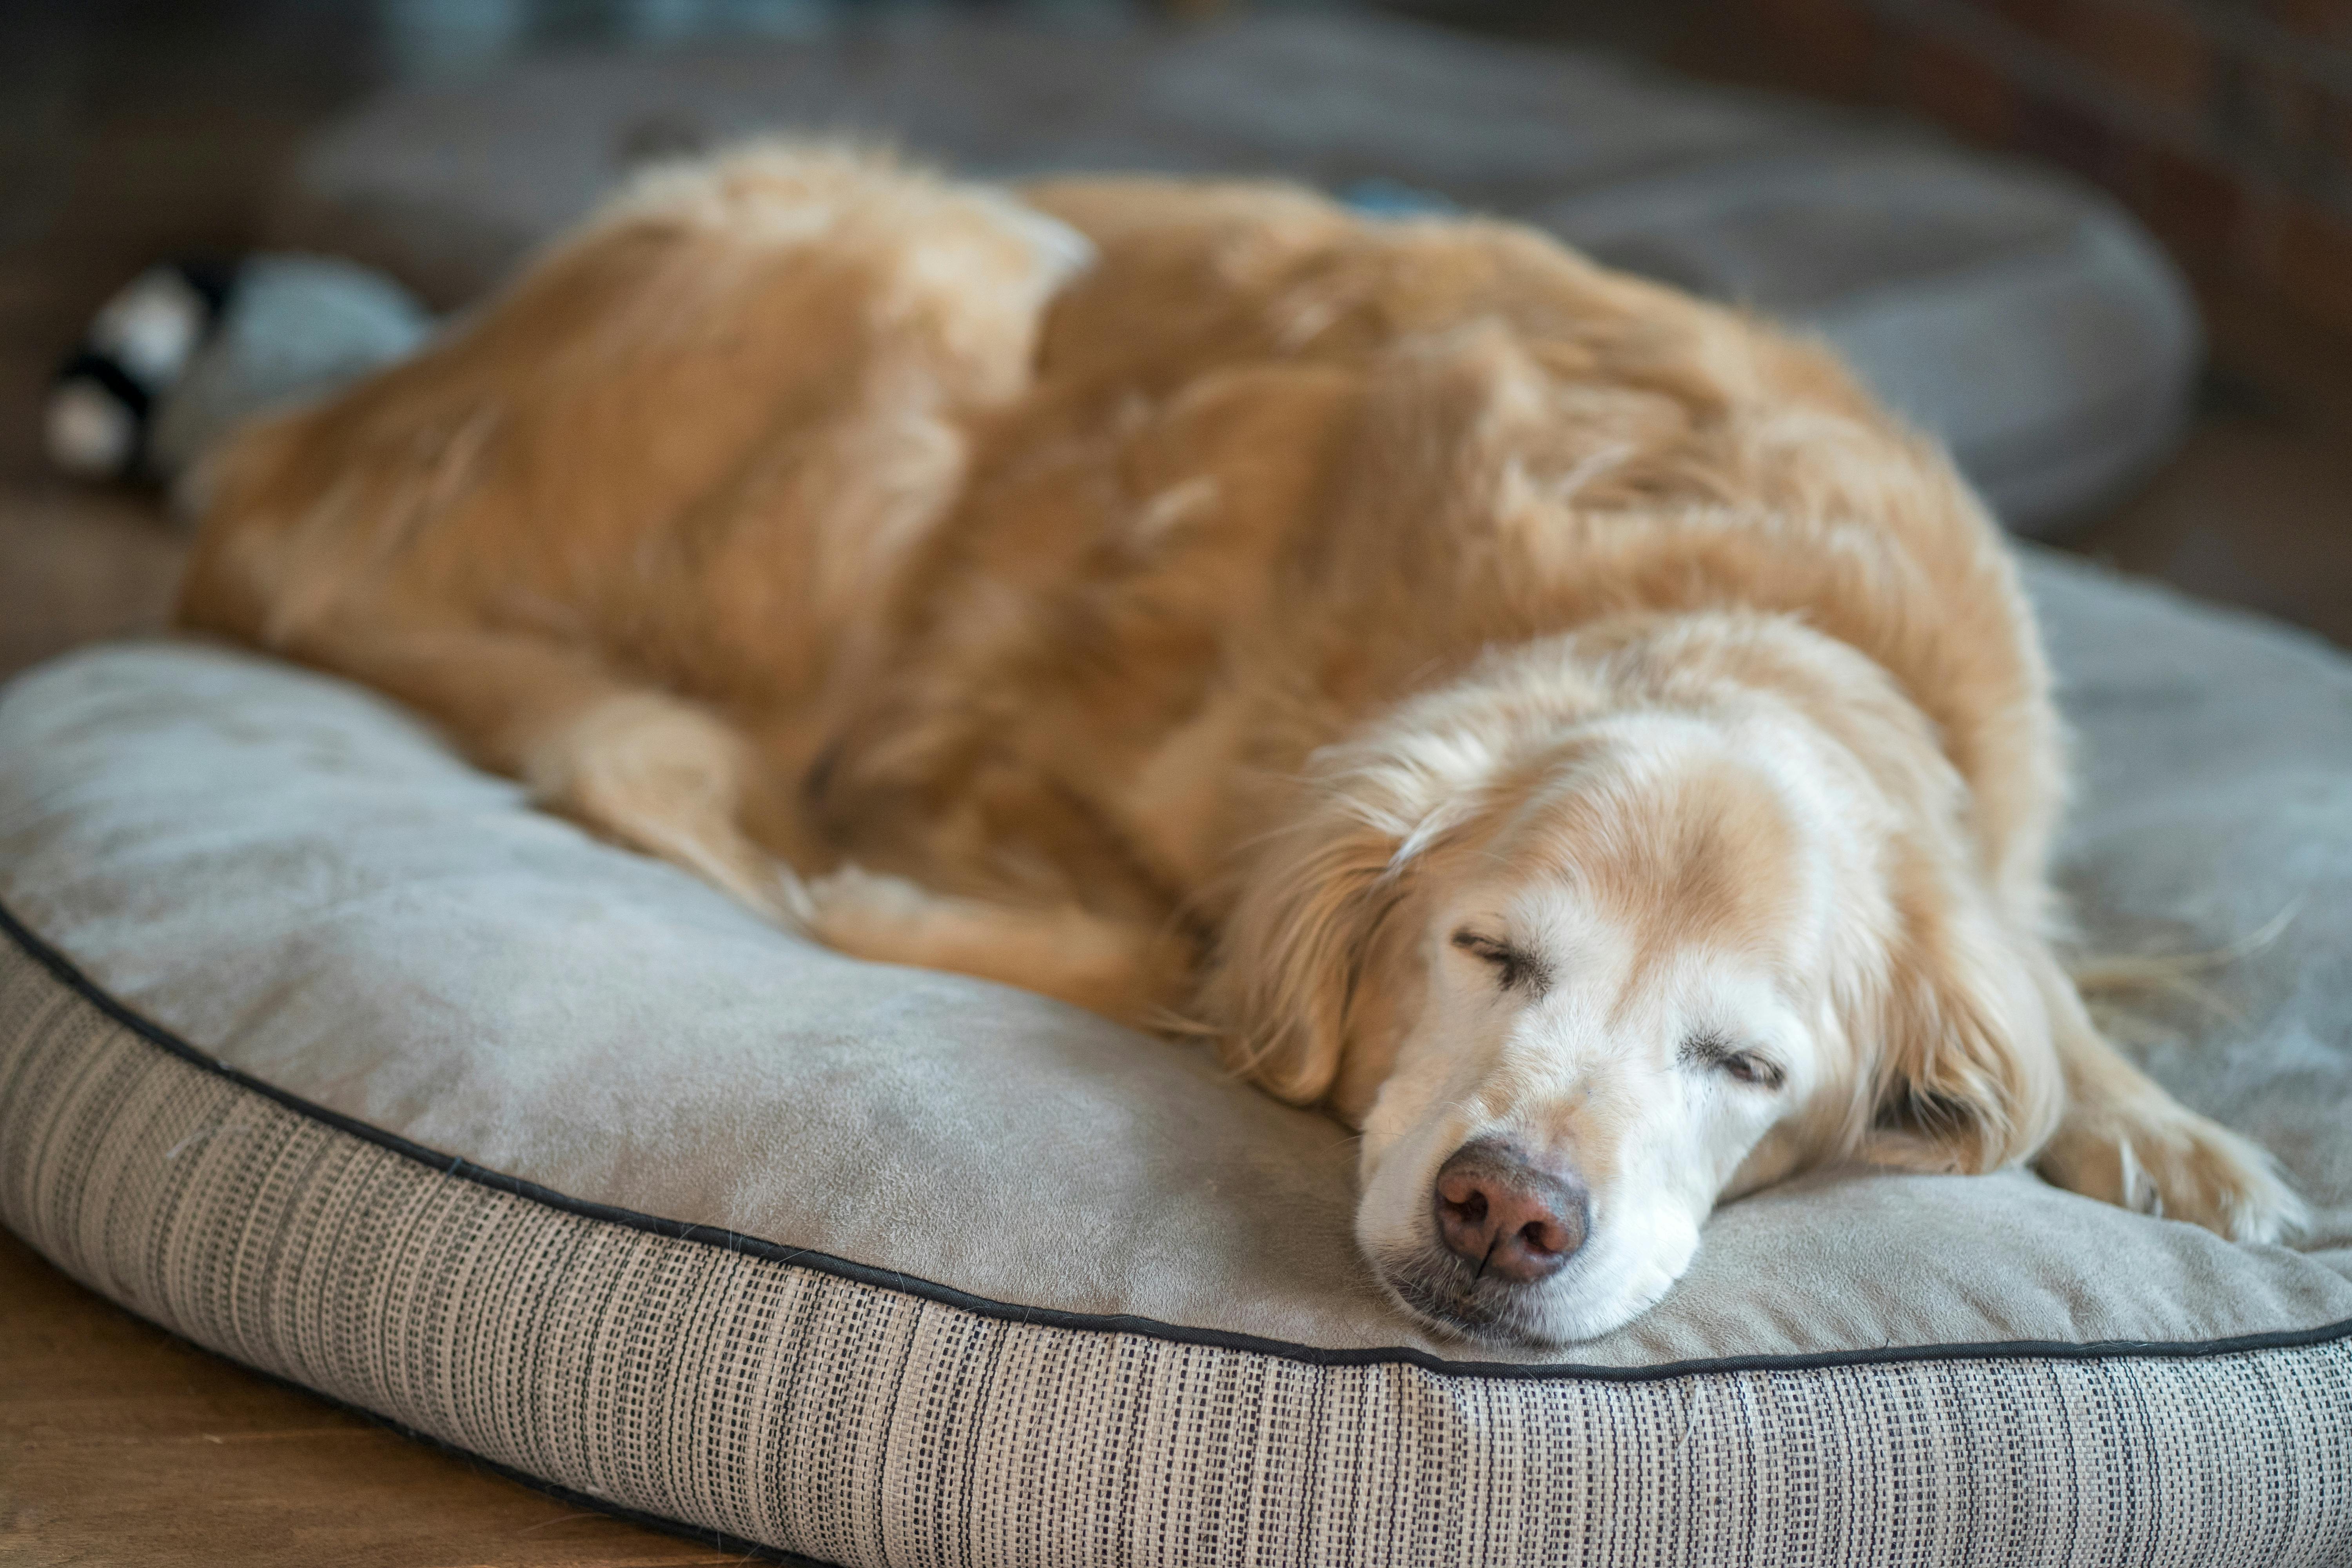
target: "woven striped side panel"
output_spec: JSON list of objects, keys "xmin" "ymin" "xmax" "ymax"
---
[{"xmin": 4, "ymin": 930, "xmax": 2349, "ymax": 1568}]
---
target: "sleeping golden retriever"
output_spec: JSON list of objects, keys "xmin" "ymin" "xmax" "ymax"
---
[{"xmin": 177, "ymin": 145, "xmax": 2301, "ymax": 1344}]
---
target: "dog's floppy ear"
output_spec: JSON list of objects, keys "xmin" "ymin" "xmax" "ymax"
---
[
  {"xmin": 1860, "ymin": 870, "xmax": 2066, "ymax": 1174},
  {"xmin": 1199, "ymin": 740, "xmax": 1489, "ymax": 1107},
  {"xmin": 1199, "ymin": 695, "xmax": 1508, "ymax": 1108},
  {"xmin": 1198, "ymin": 803, "xmax": 1414, "ymax": 1105}
]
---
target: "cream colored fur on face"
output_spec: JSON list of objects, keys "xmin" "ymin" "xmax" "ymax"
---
[{"xmin": 177, "ymin": 143, "xmax": 2303, "ymax": 1346}]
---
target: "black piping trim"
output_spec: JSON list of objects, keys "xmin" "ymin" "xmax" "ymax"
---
[{"xmin": 5, "ymin": 893, "xmax": 2350, "ymax": 1385}]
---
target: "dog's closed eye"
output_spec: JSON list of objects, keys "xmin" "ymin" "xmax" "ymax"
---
[
  {"xmin": 1680, "ymin": 1031, "xmax": 1786, "ymax": 1090},
  {"xmin": 1450, "ymin": 928, "xmax": 1550, "ymax": 995}
]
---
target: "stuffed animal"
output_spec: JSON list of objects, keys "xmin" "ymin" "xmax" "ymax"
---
[{"xmin": 45, "ymin": 255, "xmax": 433, "ymax": 506}]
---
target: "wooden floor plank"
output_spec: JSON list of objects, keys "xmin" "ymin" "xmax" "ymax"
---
[{"xmin": 0, "ymin": 478, "xmax": 187, "ymax": 685}]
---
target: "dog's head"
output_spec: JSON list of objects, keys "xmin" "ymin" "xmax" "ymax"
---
[{"xmin": 1203, "ymin": 617, "xmax": 2065, "ymax": 1345}]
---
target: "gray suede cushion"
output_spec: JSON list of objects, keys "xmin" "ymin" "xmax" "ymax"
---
[
  {"xmin": 0, "ymin": 550, "xmax": 2346, "ymax": 1371},
  {"xmin": 271, "ymin": 12, "xmax": 2197, "ymax": 535}
]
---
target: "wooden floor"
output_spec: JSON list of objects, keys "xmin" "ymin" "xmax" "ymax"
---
[
  {"xmin": 3, "ymin": 5, "xmax": 2350, "ymax": 1564},
  {"xmin": 0, "ymin": 1229, "xmax": 742, "ymax": 1567}
]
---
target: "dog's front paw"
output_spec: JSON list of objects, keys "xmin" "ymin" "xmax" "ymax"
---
[
  {"xmin": 800, "ymin": 864, "xmax": 938, "ymax": 941},
  {"xmin": 2037, "ymin": 1093, "xmax": 2307, "ymax": 1243}
]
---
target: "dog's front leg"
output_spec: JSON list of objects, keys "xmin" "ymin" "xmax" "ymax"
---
[{"xmin": 2032, "ymin": 956, "xmax": 2306, "ymax": 1243}]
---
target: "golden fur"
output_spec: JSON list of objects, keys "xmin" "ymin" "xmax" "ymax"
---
[{"xmin": 177, "ymin": 145, "xmax": 2301, "ymax": 1343}]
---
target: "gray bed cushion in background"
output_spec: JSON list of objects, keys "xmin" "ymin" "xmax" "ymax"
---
[
  {"xmin": 270, "ymin": 12, "xmax": 2198, "ymax": 536},
  {"xmin": 2, "ymin": 552, "xmax": 2349, "ymax": 1563}
]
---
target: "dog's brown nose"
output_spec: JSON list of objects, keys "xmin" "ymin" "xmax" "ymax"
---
[{"xmin": 1432, "ymin": 1140, "xmax": 1588, "ymax": 1283}]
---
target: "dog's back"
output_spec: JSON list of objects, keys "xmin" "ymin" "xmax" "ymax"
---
[{"xmin": 181, "ymin": 144, "xmax": 2057, "ymax": 960}]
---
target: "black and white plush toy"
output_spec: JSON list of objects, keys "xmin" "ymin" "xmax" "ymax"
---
[{"xmin": 45, "ymin": 255, "xmax": 433, "ymax": 502}]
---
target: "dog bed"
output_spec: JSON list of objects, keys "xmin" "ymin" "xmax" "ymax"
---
[
  {"xmin": 2, "ymin": 550, "xmax": 2347, "ymax": 1564},
  {"xmin": 271, "ymin": 12, "xmax": 2196, "ymax": 536}
]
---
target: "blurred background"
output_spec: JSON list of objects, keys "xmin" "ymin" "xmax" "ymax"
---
[{"xmin": 2, "ymin": 0, "xmax": 2348, "ymax": 688}]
